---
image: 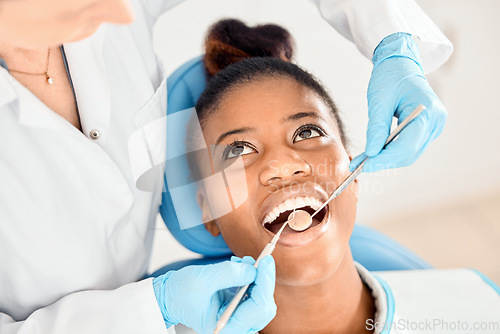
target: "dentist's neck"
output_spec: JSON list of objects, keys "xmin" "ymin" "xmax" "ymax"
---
[
  {"xmin": 0, "ymin": 41, "xmax": 82, "ymax": 131},
  {"xmin": 262, "ymin": 252, "xmax": 375, "ymax": 334},
  {"xmin": 0, "ymin": 42, "xmax": 49, "ymax": 73}
]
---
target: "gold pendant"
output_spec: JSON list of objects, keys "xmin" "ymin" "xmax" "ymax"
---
[{"xmin": 46, "ymin": 74, "xmax": 54, "ymax": 85}]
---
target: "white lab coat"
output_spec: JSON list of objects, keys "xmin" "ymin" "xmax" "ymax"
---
[{"xmin": 0, "ymin": 0, "xmax": 452, "ymax": 333}]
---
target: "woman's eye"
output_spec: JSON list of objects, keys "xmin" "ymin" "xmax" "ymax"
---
[
  {"xmin": 224, "ymin": 143, "xmax": 257, "ymax": 159},
  {"xmin": 293, "ymin": 125, "xmax": 324, "ymax": 143}
]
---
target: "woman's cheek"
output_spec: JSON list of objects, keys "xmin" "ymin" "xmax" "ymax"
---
[
  {"xmin": 333, "ymin": 182, "xmax": 358, "ymax": 241},
  {"xmin": 218, "ymin": 216, "xmax": 261, "ymax": 258}
]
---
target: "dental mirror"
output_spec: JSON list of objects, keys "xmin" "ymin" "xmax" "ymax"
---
[{"xmin": 287, "ymin": 210, "xmax": 312, "ymax": 232}]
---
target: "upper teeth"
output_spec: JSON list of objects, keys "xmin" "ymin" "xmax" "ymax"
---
[{"xmin": 262, "ymin": 196, "xmax": 323, "ymax": 225}]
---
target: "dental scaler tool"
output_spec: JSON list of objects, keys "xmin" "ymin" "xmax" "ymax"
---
[
  {"xmin": 298, "ymin": 104, "xmax": 426, "ymax": 229},
  {"xmin": 214, "ymin": 210, "xmax": 305, "ymax": 334}
]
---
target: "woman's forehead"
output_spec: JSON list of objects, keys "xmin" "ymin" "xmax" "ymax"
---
[{"xmin": 215, "ymin": 77, "xmax": 334, "ymax": 125}]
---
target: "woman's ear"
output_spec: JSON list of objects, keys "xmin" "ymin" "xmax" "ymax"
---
[{"xmin": 197, "ymin": 189, "xmax": 221, "ymax": 237}]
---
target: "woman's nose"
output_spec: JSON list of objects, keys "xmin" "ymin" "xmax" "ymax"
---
[{"xmin": 259, "ymin": 151, "xmax": 311, "ymax": 186}]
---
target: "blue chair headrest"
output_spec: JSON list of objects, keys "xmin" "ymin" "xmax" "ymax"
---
[{"xmin": 161, "ymin": 56, "xmax": 233, "ymax": 256}]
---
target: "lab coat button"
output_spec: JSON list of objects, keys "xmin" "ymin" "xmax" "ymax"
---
[{"xmin": 89, "ymin": 129, "xmax": 100, "ymax": 140}]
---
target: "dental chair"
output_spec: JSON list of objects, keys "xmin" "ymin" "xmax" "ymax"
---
[{"xmin": 155, "ymin": 56, "xmax": 431, "ymax": 277}]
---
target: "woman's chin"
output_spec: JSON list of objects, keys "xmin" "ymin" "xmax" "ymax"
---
[
  {"xmin": 275, "ymin": 250, "xmax": 344, "ymax": 287},
  {"xmin": 272, "ymin": 223, "xmax": 347, "ymax": 286},
  {"xmin": 66, "ymin": 25, "xmax": 102, "ymax": 43}
]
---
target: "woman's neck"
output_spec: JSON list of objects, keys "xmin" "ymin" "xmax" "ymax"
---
[
  {"xmin": 262, "ymin": 253, "xmax": 375, "ymax": 334},
  {"xmin": 0, "ymin": 42, "xmax": 49, "ymax": 73}
]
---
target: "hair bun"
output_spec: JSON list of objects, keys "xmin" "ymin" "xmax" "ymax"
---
[{"xmin": 204, "ymin": 19, "xmax": 295, "ymax": 77}]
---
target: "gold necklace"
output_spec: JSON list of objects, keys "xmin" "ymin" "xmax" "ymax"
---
[{"xmin": 9, "ymin": 48, "xmax": 54, "ymax": 85}]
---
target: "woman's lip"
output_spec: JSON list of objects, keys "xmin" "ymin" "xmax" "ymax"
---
[{"xmin": 262, "ymin": 205, "xmax": 330, "ymax": 247}]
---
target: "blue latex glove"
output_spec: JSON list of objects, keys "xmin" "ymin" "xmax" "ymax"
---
[
  {"xmin": 350, "ymin": 33, "xmax": 447, "ymax": 172},
  {"xmin": 153, "ymin": 255, "xmax": 277, "ymax": 334}
]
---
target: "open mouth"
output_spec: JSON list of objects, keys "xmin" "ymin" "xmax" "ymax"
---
[{"xmin": 262, "ymin": 197, "xmax": 328, "ymax": 235}]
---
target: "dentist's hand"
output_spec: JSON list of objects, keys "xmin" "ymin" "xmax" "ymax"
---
[
  {"xmin": 153, "ymin": 255, "xmax": 277, "ymax": 334},
  {"xmin": 350, "ymin": 33, "xmax": 447, "ymax": 173}
]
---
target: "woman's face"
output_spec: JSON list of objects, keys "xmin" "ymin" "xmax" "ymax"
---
[
  {"xmin": 0, "ymin": 0, "xmax": 134, "ymax": 48},
  {"xmin": 199, "ymin": 77, "xmax": 359, "ymax": 286}
]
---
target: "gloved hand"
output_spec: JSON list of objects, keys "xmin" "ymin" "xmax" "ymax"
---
[
  {"xmin": 153, "ymin": 255, "xmax": 277, "ymax": 334},
  {"xmin": 350, "ymin": 32, "xmax": 447, "ymax": 172}
]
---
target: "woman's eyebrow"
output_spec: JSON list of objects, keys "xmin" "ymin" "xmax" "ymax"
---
[
  {"xmin": 214, "ymin": 112, "xmax": 323, "ymax": 145},
  {"xmin": 215, "ymin": 127, "xmax": 255, "ymax": 146},
  {"xmin": 282, "ymin": 111, "xmax": 324, "ymax": 123}
]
